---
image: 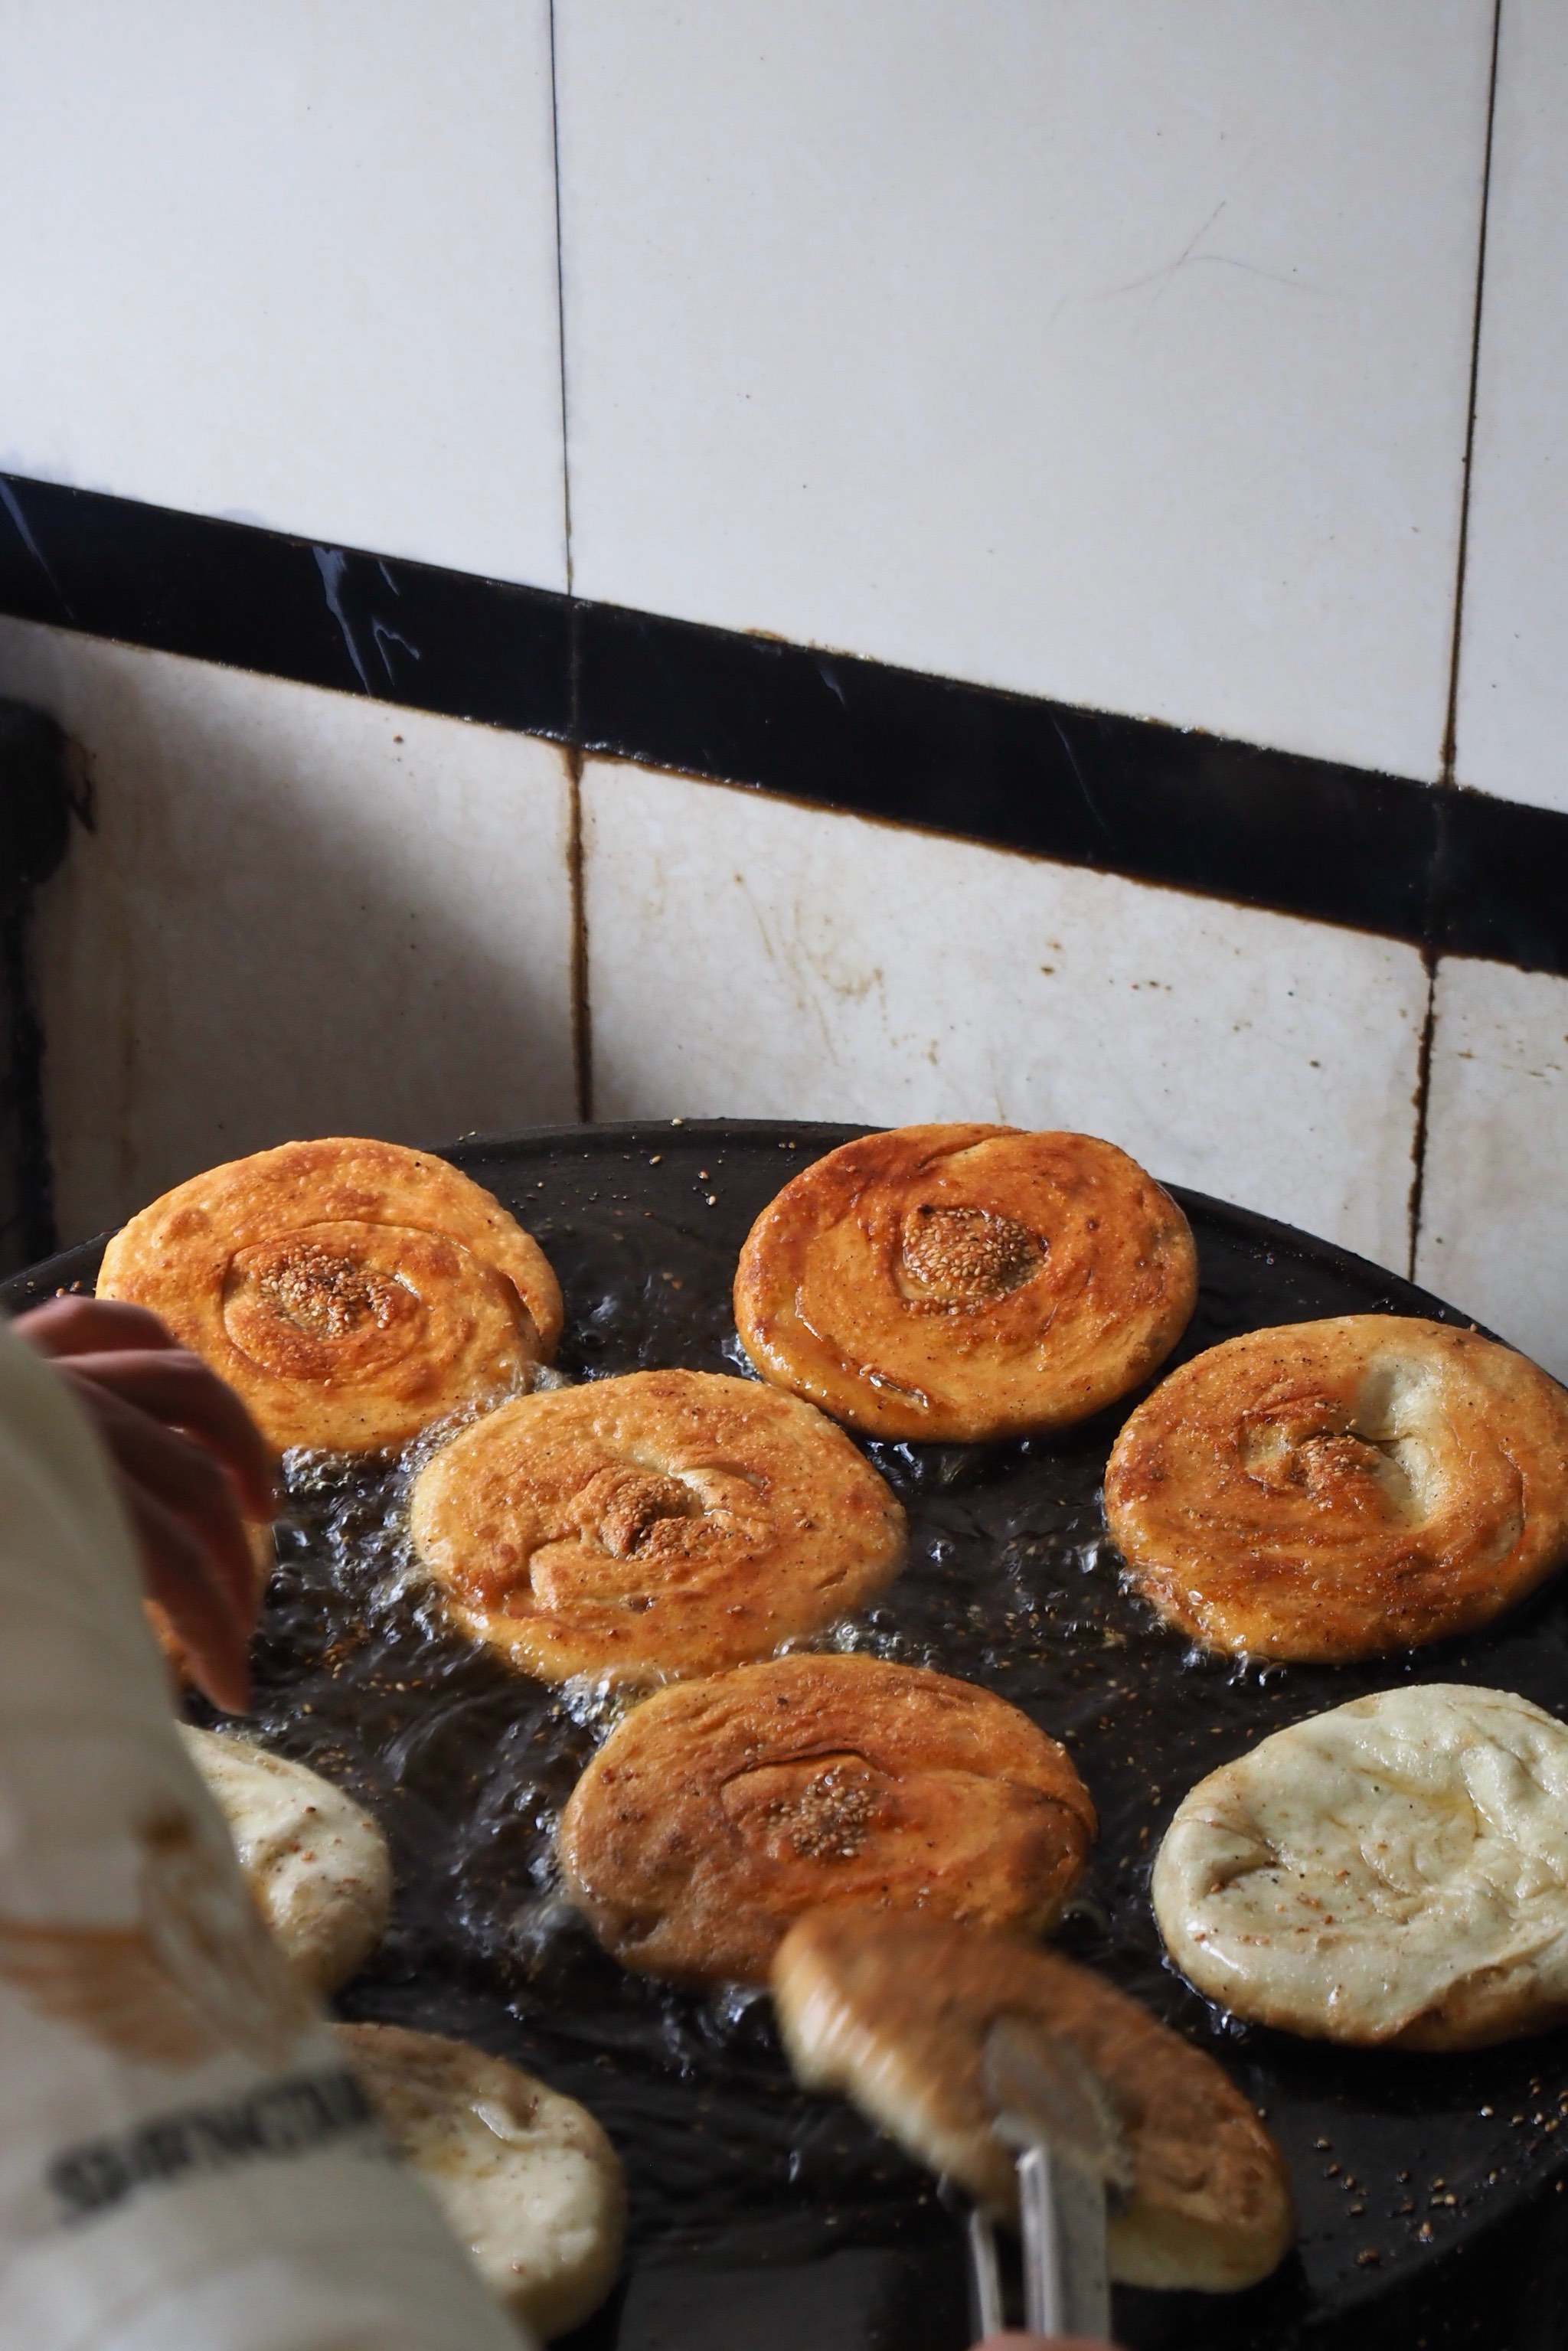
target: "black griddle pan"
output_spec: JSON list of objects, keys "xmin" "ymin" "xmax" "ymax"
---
[{"xmin": 9, "ymin": 1122, "xmax": 1568, "ymax": 2351}]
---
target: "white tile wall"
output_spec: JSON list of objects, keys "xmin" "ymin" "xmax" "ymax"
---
[
  {"xmin": 557, "ymin": 0, "xmax": 1492, "ymax": 779},
  {"xmin": 1452, "ymin": 0, "xmax": 1568, "ymax": 812},
  {"xmin": 0, "ymin": 622, "xmax": 577, "ymax": 1242},
  {"xmin": 1416, "ymin": 956, "xmax": 1568, "ymax": 1378},
  {"xmin": 0, "ymin": 1, "xmax": 566, "ymax": 589},
  {"xmin": 583, "ymin": 759, "xmax": 1427, "ymax": 1270}
]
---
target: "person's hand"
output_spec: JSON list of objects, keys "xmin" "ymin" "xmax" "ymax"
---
[
  {"xmin": 14, "ymin": 1296, "xmax": 278, "ymax": 1713},
  {"xmin": 977, "ymin": 2337, "xmax": 1119, "ymax": 2349}
]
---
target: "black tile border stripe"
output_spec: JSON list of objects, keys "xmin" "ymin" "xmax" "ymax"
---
[
  {"xmin": 1, "ymin": 471, "xmax": 1565, "ymax": 978},
  {"xmin": 0, "ymin": 475, "xmax": 572, "ymax": 737}
]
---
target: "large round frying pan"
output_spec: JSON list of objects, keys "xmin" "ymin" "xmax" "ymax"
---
[{"xmin": 9, "ymin": 1122, "xmax": 1568, "ymax": 2351}]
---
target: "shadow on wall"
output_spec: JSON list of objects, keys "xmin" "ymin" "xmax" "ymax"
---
[{"xmin": 0, "ymin": 617, "xmax": 577, "ymax": 1247}]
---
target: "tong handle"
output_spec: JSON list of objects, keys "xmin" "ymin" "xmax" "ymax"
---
[
  {"xmin": 1017, "ymin": 2143, "xmax": 1063, "ymax": 2335},
  {"xmin": 1018, "ymin": 2141, "xmax": 1113, "ymax": 2342},
  {"xmin": 965, "ymin": 2206, "xmax": 1005, "ymax": 2343}
]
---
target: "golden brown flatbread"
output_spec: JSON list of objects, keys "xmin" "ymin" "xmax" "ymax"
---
[
  {"xmin": 773, "ymin": 1909, "xmax": 1292, "ymax": 2292},
  {"xmin": 557, "ymin": 1653, "xmax": 1095, "ymax": 1984},
  {"xmin": 734, "ymin": 1124, "xmax": 1196, "ymax": 1441},
  {"xmin": 98, "ymin": 1138, "xmax": 562, "ymax": 1452},
  {"xmin": 409, "ymin": 1369, "xmax": 906, "ymax": 1683},
  {"xmin": 1106, "ymin": 1314, "xmax": 1568, "ymax": 1660},
  {"xmin": 145, "ymin": 1518, "xmax": 276, "ymax": 1692}
]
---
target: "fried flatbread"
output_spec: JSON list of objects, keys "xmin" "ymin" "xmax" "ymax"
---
[
  {"xmin": 557, "ymin": 1653, "xmax": 1095, "ymax": 1984},
  {"xmin": 773, "ymin": 1909, "xmax": 1292, "ymax": 2292},
  {"xmin": 1106, "ymin": 1315, "xmax": 1568, "ymax": 1660},
  {"xmin": 409, "ymin": 1369, "xmax": 906, "ymax": 1683},
  {"xmin": 180, "ymin": 1725, "xmax": 390, "ymax": 1995},
  {"xmin": 99, "ymin": 1137, "xmax": 561, "ymax": 1452},
  {"xmin": 1154, "ymin": 1683, "xmax": 1568, "ymax": 2051},
  {"xmin": 734, "ymin": 1124, "xmax": 1196, "ymax": 1441}
]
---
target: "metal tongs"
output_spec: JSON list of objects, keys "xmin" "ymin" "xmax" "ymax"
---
[{"xmin": 960, "ymin": 2018, "xmax": 1133, "ymax": 2343}]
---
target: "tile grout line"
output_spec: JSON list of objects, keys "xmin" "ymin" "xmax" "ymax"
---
[
  {"xmin": 1406, "ymin": 949, "xmax": 1439, "ymax": 1285},
  {"xmin": 1439, "ymin": 0, "xmax": 1504, "ymax": 792},
  {"xmin": 1409, "ymin": 0, "xmax": 1504, "ymax": 1281},
  {"xmin": 565, "ymin": 740, "xmax": 592, "ymax": 1122},
  {"xmin": 547, "ymin": 0, "xmax": 593, "ymax": 1121},
  {"xmin": 546, "ymin": 0, "xmax": 573, "ymax": 605}
]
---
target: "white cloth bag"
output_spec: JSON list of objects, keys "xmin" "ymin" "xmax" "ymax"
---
[{"xmin": 0, "ymin": 1321, "xmax": 534, "ymax": 2351}]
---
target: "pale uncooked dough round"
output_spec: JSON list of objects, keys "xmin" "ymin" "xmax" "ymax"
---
[
  {"xmin": 181, "ymin": 1725, "xmax": 391, "ymax": 1996},
  {"xmin": 336, "ymin": 2023, "xmax": 625, "ymax": 2339},
  {"xmin": 1153, "ymin": 1683, "xmax": 1568, "ymax": 2049}
]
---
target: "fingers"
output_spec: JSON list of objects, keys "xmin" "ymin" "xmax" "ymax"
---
[
  {"xmin": 16, "ymin": 1301, "xmax": 276, "ymax": 1716},
  {"xmin": 123, "ymin": 1484, "xmax": 252, "ymax": 1714},
  {"xmin": 60, "ymin": 1370, "xmax": 264, "ymax": 1633},
  {"xmin": 975, "ymin": 2339, "xmax": 1121, "ymax": 2349},
  {"xmin": 13, "ymin": 1299, "xmax": 278, "ymax": 1520},
  {"xmin": 14, "ymin": 1295, "xmax": 183, "ymax": 1360},
  {"xmin": 53, "ymin": 1347, "xmax": 278, "ymax": 1521}
]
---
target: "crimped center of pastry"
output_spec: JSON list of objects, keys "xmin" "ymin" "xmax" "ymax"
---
[
  {"xmin": 781, "ymin": 1768, "xmax": 876, "ymax": 1861},
  {"xmin": 410, "ymin": 1371, "xmax": 908, "ymax": 1683},
  {"xmin": 1237, "ymin": 1407, "xmax": 1422, "ymax": 1522},
  {"xmin": 215, "ymin": 1219, "xmax": 534, "ymax": 1436},
  {"xmin": 896, "ymin": 1204, "xmax": 1044, "ymax": 1309},
  {"xmin": 525, "ymin": 1468, "xmax": 776, "ymax": 1611},
  {"xmin": 1233, "ymin": 1359, "xmax": 1449, "ymax": 1528},
  {"xmin": 570, "ymin": 1464, "xmax": 701, "ymax": 1558},
  {"xmin": 720, "ymin": 1752, "xmax": 890, "ymax": 1862},
  {"xmin": 222, "ymin": 1227, "xmax": 425, "ymax": 1375},
  {"xmin": 247, "ymin": 1241, "xmax": 398, "ymax": 1341}
]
